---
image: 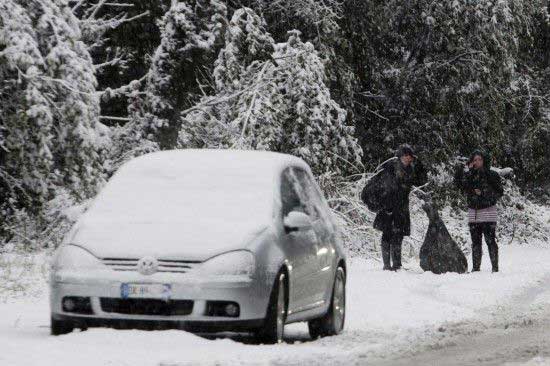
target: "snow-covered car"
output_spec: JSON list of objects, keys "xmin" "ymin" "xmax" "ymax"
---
[{"xmin": 50, "ymin": 150, "xmax": 346, "ymax": 343}]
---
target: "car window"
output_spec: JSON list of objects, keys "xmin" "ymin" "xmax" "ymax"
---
[
  {"xmin": 281, "ymin": 167, "xmax": 319, "ymax": 218},
  {"xmin": 285, "ymin": 168, "xmax": 320, "ymax": 221},
  {"xmin": 292, "ymin": 168, "xmax": 334, "ymax": 229},
  {"xmin": 281, "ymin": 168, "xmax": 306, "ymax": 218}
]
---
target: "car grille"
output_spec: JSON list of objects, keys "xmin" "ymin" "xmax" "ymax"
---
[
  {"xmin": 101, "ymin": 258, "xmax": 201, "ymax": 273},
  {"xmin": 100, "ymin": 298, "xmax": 194, "ymax": 316}
]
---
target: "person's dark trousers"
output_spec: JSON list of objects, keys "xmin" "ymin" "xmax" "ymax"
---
[
  {"xmin": 381, "ymin": 230, "xmax": 404, "ymax": 270},
  {"xmin": 469, "ymin": 222, "xmax": 499, "ymax": 272}
]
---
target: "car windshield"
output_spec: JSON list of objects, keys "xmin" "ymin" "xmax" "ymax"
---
[{"xmin": 88, "ymin": 155, "xmax": 275, "ymax": 225}]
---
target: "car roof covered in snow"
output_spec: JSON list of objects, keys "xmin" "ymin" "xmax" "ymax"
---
[
  {"xmin": 89, "ymin": 149, "xmax": 311, "ymax": 223},
  {"xmin": 120, "ymin": 149, "xmax": 310, "ymax": 177},
  {"xmin": 70, "ymin": 150, "xmax": 311, "ymax": 259}
]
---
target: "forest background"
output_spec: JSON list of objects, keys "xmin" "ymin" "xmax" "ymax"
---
[{"xmin": 1, "ymin": 0, "xmax": 549, "ymax": 255}]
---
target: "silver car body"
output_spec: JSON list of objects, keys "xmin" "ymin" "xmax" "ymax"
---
[{"xmin": 50, "ymin": 150, "xmax": 347, "ymax": 331}]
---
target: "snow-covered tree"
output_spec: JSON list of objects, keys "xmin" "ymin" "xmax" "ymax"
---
[
  {"xmin": 0, "ymin": 0, "xmax": 107, "ymax": 240},
  {"xmin": 518, "ymin": 112, "xmax": 550, "ymax": 190},
  {"xmin": 71, "ymin": 0, "xmax": 168, "ymax": 120},
  {"xmin": 339, "ymin": 0, "xmax": 545, "ymax": 166},
  {"xmin": 137, "ymin": 0, "xmax": 226, "ymax": 149},
  {"xmin": 180, "ymin": 8, "xmax": 362, "ymax": 175},
  {"xmin": 249, "ymin": 0, "xmax": 341, "ymax": 50},
  {"xmin": 213, "ymin": 7, "xmax": 274, "ymax": 93},
  {"xmin": 273, "ymin": 30, "xmax": 362, "ymax": 174},
  {"xmin": 179, "ymin": 8, "xmax": 279, "ymax": 150}
]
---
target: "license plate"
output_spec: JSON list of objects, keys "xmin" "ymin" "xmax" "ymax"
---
[{"xmin": 120, "ymin": 283, "xmax": 172, "ymax": 299}]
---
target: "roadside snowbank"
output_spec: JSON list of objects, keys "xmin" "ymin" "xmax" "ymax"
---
[{"xmin": 1, "ymin": 245, "xmax": 550, "ymax": 365}]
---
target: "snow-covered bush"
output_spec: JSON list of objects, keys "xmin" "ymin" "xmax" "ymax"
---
[
  {"xmin": 0, "ymin": 187, "xmax": 89, "ymax": 251},
  {"xmin": 271, "ymin": 30, "xmax": 363, "ymax": 175},
  {"xmin": 495, "ymin": 169, "xmax": 550, "ymax": 246},
  {"xmin": 179, "ymin": 8, "xmax": 281, "ymax": 150},
  {"xmin": 103, "ymin": 82, "xmax": 160, "ymax": 176},
  {"xmin": 213, "ymin": 7, "xmax": 275, "ymax": 93}
]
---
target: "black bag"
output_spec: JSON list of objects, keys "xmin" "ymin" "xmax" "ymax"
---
[
  {"xmin": 419, "ymin": 201, "xmax": 468, "ymax": 274},
  {"xmin": 361, "ymin": 170, "xmax": 389, "ymax": 213}
]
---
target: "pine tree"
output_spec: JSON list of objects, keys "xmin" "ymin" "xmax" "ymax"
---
[
  {"xmin": 273, "ymin": 30, "xmax": 362, "ymax": 174},
  {"xmin": 213, "ymin": 7, "xmax": 274, "ymax": 93},
  {"xmin": 72, "ymin": 0, "xmax": 171, "ymax": 121},
  {"xmin": 138, "ymin": 0, "xmax": 226, "ymax": 150},
  {"xmin": 179, "ymin": 7, "xmax": 279, "ymax": 150},
  {"xmin": 0, "ymin": 0, "xmax": 106, "ymax": 240}
]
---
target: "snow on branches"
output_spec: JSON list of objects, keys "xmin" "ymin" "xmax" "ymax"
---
[
  {"xmin": 136, "ymin": 0, "xmax": 227, "ymax": 150},
  {"xmin": 253, "ymin": 0, "xmax": 342, "ymax": 49},
  {"xmin": 352, "ymin": 0, "xmax": 546, "ymax": 166},
  {"xmin": 213, "ymin": 7, "xmax": 274, "ymax": 93},
  {"xmin": 179, "ymin": 8, "xmax": 362, "ymax": 175},
  {"xmin": 0, "ymin": 0, "xmax": 107, "ymax": 235}
]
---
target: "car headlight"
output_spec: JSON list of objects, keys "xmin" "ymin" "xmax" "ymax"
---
[
  {"xmin": 200, "ymin": 250, "xmax": 255, "ymax": 277},
  {"xmin": 51, "ymin": 245, "xmax": 104, "ymax": 272}
]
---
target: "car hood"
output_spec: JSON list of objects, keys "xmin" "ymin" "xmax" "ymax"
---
[{"xmin": 70, "ymin": 218, "xmax": 270, "ymax": 262}]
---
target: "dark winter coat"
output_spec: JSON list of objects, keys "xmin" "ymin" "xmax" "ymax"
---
[
  {"xmin": 454, "ymin": 151, "xmax": 504, "ymax": 210},
  {"xmin": 372, "ymin": 157, "xmax": 428, "ymax": 236}
]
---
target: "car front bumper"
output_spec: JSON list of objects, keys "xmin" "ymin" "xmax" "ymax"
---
[
  {"xmin": 51, "ymin": 313, "xmax": 265, "ymax": 332},
  {"xmin": 50, "ymin": 270, "xmax": 273, "ymax": 332}
]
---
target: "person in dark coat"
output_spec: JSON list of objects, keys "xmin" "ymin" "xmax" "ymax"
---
[
  {"xmin": 454, "ymin": 150, "xmax": 504, "ymax": 272},
  {"xmin": 372, "ymin": 144, "xmax": 428, "ymax": 270}
]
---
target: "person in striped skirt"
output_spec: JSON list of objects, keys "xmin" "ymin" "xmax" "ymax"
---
[{"xmin": 454, "ymin": 150, "xmax": 504, "ymax": 272}]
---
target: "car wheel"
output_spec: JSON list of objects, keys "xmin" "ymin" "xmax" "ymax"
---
[
  {"xmin": 308, "ymin": 266, "xmax": 346, "ymax": 339},
  {"xmin": 256, "ymin": 271, "xmax": 287, "ymax": 344},
  {"xmin": 51, "ymin": 315, "xmax": 74, "ymax": 336}
]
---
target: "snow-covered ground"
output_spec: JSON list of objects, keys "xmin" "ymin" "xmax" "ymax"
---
[{"xmin": 1, "ymin": 244, "xmax": 550, "ymax": 366}]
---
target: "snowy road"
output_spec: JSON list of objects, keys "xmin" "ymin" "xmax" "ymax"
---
[
  {"xmin": 363, "ymin": 271, "xmax": 550, "ymax": 366},
  {"xmin": 1, "ymin": 245, "xmax": 550, "ymax": 366},
  {"xmin": 371, "ymin": 309, "xmax": 550, "ymax": 366}
]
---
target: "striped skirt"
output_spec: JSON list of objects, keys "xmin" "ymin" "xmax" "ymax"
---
[{"xmin": 468, "ymin": 205, "xmax": 498, "ymax": 223}]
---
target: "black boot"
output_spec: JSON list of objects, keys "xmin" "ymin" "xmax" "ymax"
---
[
  {"xmin": 391, "ymin": 237, "xmax": 403, "ymax": 270},
  {"xmin": 471, "ymin": 245, "xmax": 481, "ymax": 272},
  {"xmin": 489, "ymin": 244, "xmax": 499, "ymax": 272},
  {"xmin": 382, "ymin": 240, "xmax": 392, "ymax": 270},
  {"xmin": 485, "ymin": 232, "xmax": 498, "ymax": 272},
  {"xmin": 486, "ymin": 223, "xmax": 499, "ymax": 273},
  {"xmin": 469, "ymin": 224, "xmax": 483, "ymax": 272}
]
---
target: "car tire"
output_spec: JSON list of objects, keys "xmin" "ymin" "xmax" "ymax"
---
[
  {"xmin": 50, "ymin": 316, "xmax": 74, "ymax": 336},
  {"xmin": 256, "ymin": 271, "xmax": 287, "ymax": 344},
  {"xmin": 308, "ymin": 266, "xmax": 346, "ymax": 339}
]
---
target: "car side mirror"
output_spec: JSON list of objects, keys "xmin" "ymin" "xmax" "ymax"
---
[{"xmin": 284, "ymin": 211, "xmax": 312, "ymax": 234}]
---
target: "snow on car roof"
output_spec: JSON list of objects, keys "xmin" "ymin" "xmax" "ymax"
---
[
  {"xmin": 71, "ymin": 150, "xmax": 310, "ymax": 258},
  {"xmin": 90, "ymin": 149, "xmax": 309, "ymax": 221},
  {"xmin": 121, "ymin": 149, "xmax": 309, "ymax": 177}
]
